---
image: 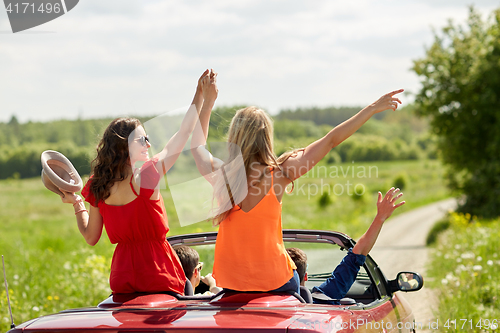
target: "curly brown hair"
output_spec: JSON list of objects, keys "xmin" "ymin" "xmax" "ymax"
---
[{"xmin": 89, "ymin": 117, "xmax": 142, "ymax": 204}]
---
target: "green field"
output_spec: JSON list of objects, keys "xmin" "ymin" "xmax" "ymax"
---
[
  {"xmin": 427, "ymin": 213, "xmax": 500, "ymax": 332},
  {"xmin": 0, "ymin": 159, "xmax": 449, "ymax": 330}
]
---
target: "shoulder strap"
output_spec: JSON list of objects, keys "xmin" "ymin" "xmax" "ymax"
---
[
  {"xmin": 129, "ymin": 175, "xmax": 139, "ymax": 196},
  {"xmin": 222, "ymin": 165, "xmax": 235, "ymax": 207},
  {"xmin": 270, "ymin": 166, "xmax": 274, "ymax": 186}
]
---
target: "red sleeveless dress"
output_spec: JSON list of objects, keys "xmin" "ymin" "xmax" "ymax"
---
[{"xmin": 82, "ymin": 157, "xmax": 186, "ymax": 294}]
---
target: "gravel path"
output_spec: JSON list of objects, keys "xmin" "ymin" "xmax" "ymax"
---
[{"xmin": 369, "ymin": 198, "xmax": 457, "ymax": 331}]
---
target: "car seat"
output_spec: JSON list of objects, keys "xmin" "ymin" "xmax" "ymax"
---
[
  {"xmin": 300, "ymin": 286, "xmax": 313, "ymax": 303},
  {"xmin": 184, "ymin": 279, "xmax": 194, "ymax": 296}
]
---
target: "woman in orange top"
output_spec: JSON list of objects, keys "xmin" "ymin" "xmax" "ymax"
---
[{"xmin": 192, "ymin": 88, "xmax": 404, "ymax": 293}]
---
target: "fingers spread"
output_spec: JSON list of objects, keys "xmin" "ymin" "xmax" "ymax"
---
[
  {"xmin": 384, "ymin": 187, "xmax": 395, "ymax": 200},
  {"xmin": 394, "ymin": 201, "xmax": 406, "ymax": 208}
]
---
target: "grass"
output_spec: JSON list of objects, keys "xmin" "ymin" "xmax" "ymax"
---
[
  {"xmin": 0, "ymin": 159, "xmax": 449, "ymax": 331},
  {"xmin": 427, "ymin": 213, "xmax": 500, "ymax": 332}
]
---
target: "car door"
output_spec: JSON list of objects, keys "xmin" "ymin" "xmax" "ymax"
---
[{"xmin": 363, "ymin": 256, "xmax": 415, "ymax": 333}]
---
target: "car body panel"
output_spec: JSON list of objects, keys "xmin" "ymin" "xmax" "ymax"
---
[{"xmin": 9, "ymin": 229, "xmax": 421, "ymax": 333}]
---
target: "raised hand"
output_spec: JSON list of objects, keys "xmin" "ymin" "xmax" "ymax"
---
[
  {"xmin": 59, "ymin": 188, "xmax": 79, "ymax": 205},
  {"xmin": 376, "ymin": 187, "xmax": 405, "ymax": 222},
  {"xmin": 369, "ymin": 89, "xmax": 404, "ymax": 113},
  {"xmin": 197, "ymin": 69, "xmax": 210, "ymax": 95},
  {"xmin": 352, "ymin": 187, "xmax": 406, "ymax": 255},
  {"xmin": 201, "ymin": 69, "xmax": 218, "ymax": 103}
]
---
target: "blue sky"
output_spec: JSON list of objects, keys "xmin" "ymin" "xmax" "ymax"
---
[{"xmin": 1, "ymin": 0, "xmax": 499, "ymax": 122}]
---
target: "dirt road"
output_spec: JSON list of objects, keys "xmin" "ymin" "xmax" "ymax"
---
[{"xmin": 369, "ymin": 198, "xmax": 457, "ymax": 329}]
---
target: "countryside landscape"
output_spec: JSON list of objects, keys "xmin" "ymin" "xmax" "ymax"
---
[{"xmin": 1, "ymin": 3, "xmax": 500, "ymax": 332}]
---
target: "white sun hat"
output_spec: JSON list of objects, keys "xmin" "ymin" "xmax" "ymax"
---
[{"xmin": 41, "ymin": 150, "xmax": 83, "ymax": 196}]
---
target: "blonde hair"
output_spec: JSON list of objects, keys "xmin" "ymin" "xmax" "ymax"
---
[{"xmin": 212, "ymin": 106, "xmax": 302, "ymax": 225}]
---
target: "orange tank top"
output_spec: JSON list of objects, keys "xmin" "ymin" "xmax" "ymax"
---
[{"xmin": 213, "ymin": 169, "xmax": 296, "ymax": 291}]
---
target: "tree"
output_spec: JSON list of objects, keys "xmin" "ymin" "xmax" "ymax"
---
[{"xmin": 413, "ymin": 7, "xmax": 500, "ymax": 218}]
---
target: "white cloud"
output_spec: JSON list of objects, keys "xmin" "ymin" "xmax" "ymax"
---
[{"xmin": 0, "ymin": 0, "xmax": 497, "ymax": 122}]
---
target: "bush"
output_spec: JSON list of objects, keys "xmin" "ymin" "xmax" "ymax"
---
[
  {"xmin": 318, "ymin": 192, "xmax": 332, "ymax": 209},
  {"xmin": 426, "ymin": 219, "xmax": 450, "ymax": 245},
  {"xmin": 351, "ymin": 191, "xmax": 365, "ymax": 202},
  {"xmin": 393, "ymin": 173, "xmax": 408, "ymax": 191}
]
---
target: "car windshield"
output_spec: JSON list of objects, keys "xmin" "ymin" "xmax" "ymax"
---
[{"xmin": 185, "ymin": 240, "xmax": 370, "ymax": 294}]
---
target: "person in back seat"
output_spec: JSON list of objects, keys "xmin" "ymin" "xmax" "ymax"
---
[
  {"xmin": 175, "ymin": 245, "xmax": 222, "ymax": 295},
  {"xmin": 287, "ymin": 187, "xmax": 405, "ymax": 304}
]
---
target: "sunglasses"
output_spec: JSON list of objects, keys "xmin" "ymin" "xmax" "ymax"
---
[
  {"xmin": 195, "ymin": 261, "xmax": 204, "ymax": 272},
  {"xmin": 135, "ymin": 135, "xmax": 150, "ymax": 147}
]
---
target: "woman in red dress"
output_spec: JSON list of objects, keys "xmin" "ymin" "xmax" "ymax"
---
[{"xmin": 60, "ymin": 70, "xmax": 218, "ymax": 295}]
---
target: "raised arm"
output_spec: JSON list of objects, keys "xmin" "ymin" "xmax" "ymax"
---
[
  {"xmin": 281, "ymin": 89, "xmax": 403, "ymax": 181},
  {"xmin": 352, "ymin": 188, "xmax": 405, "ymax": 256},
  {"xmin": 191, "ymin": 70, "xmax": 224, "ymax": 183},
  {"xmin": 155, "ymin": 69, "xmax": 210, "ymax": 175}
]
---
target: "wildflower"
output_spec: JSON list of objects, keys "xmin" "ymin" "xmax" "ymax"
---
[
  {"xmin": 47, "ymin": 296, "xmax": 53, "ymax": 301},
  {"xmin": 473, "ymin": 265, "xmax": 482, "ymax": 271},
  {"xmin": 446, "ymin": 273, "xmax": 454, "ymax": 280},
  {"xmin": 63, "ymin": 262, "xmax": 71, "ymax": 270},
  {"xmin": 461, "ymin": 252, "xmax": 475, "ymax": 259},
  {"xmin": 455, "ymin": 281, "xmax": 460, "ymax": 287},
  {"xmin": 454, "ymin": 244, "xmax": 461, "ymax": 250},
  {"xmin": 441, "ymin": 278, "xmax": 448, "ymax": 285},
  {"xmin": 444, "ymin": 254, "xmax": 450, "ymax": 259},
  {"xmin": 476, "ymin": 256, "xmax": 482, "ymax": 262},
  {"xmin": 54, "ymin": 295, "xmax": 59, "ymax": 300},
  {"xmin": 456, "ymin": 258, "xmax": 462, "ymax": 263},
  {"xmin": 13, "ymin": 274, "xmax": 19, "ymax": 280},
  {"xmin": 455, "ymin": 264, "xmax": 466, "ymax": 273},
  {"xmin": 32, "ymin": 306, "xmax": 40, "ymax": 312},
  {"xmin": 487, "ymin": 260, "xmax": 493, "ymax": 266}
]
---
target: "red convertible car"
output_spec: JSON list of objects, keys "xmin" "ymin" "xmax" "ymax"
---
[{"xmin": 7, "ymin": 229, "xmax": 423, "ymax": 332}]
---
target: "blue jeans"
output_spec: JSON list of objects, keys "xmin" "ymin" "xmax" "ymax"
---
[
  {"xmin": 271, "ymin": 270, "xmax": 300, "ymax": 294},
  {"xmin": 311, "ymin": 248, "xmax": 366, "ymax": 304}
]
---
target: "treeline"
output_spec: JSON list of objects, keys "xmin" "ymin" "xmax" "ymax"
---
[
  {"xmin": 0, "ymin": 115, "xmax": 151, "ymax": 179},
  {"xmin": 0, "ymin": 105, "xmax": 435, "ymax": 180},
  {"xmin": 276, "ymin": 106, "xmax": 386, "ymax": 126},
  {"xmin": 0, "ymin": 143, "xmax": 92, "ymax": 179},
  {"xmin": 271, "ymin": 103, "xmax": 435, "ymax": 162}
]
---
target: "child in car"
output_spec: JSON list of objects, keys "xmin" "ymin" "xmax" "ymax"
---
[
  {"xmin": 174, "ymin": 245, "xmax": 222, "ymax": 296},
  {"xmin": 287, "ymin": 187, "xmax": 404, "ymax": 304}
]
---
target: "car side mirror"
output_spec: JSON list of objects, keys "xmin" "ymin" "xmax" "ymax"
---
[{"xmin": 388, "ymin": 272, "xmax": 424, "ymax": 293}]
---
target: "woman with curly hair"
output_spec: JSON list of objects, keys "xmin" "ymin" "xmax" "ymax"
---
[
  {"xmin": 60, "ymin": 69, "xmax": 218, "ymax": 295},
  {"xmin": 192, "ymin": 88, "xmax": 403, "ymax": 293}
]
